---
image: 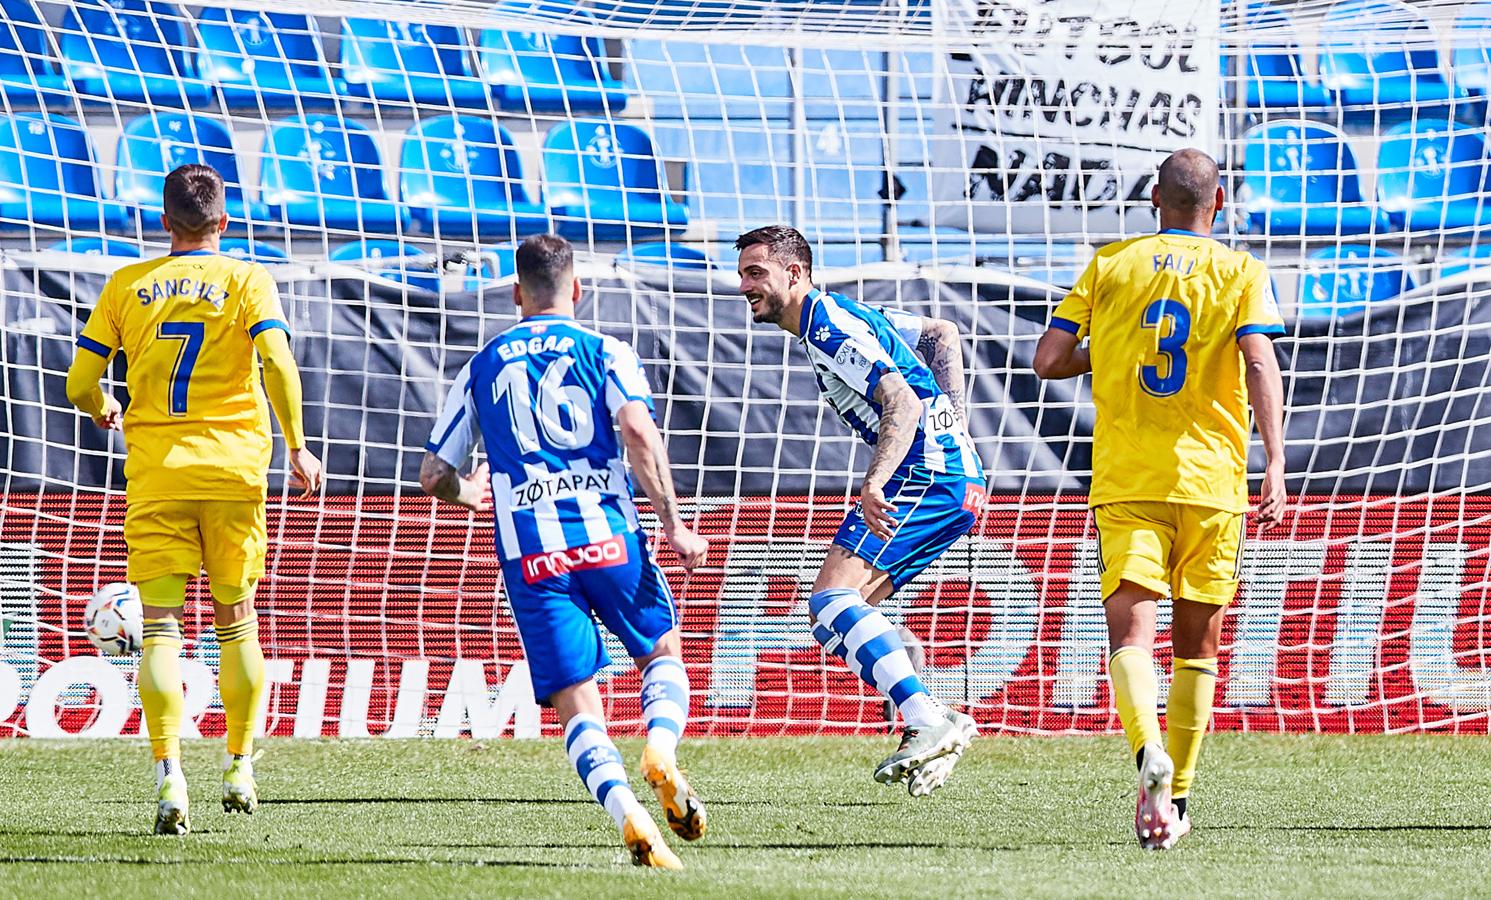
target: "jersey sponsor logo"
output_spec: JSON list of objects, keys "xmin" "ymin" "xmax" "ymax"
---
[
  {"xmin": 833, "ymin": 341, "xmax": 873, "ymax": 379},
  {"xmin": 510, "ymin": 469, "xmax": 617, "ymax": 508},
  {"xmin": 520, "ymin": 534, "xmax": 629, "ymax": 583},
  {"xmin": 962, "ymin": 481, "xmax": 988, "ymax": 513}
]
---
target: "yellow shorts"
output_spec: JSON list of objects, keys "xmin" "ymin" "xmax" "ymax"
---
[
  {"xmin": 124, "ymin": 499, "xmax": 267, "ymax": 590},
  {"xmin": 1093, "ymin": 501, "xmax": 1245, "ymax": 606}
]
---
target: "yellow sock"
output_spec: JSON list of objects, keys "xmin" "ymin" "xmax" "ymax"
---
[
  {"xmin": 139, "ymin": 618, "xmax": 184, "ymax": 762},
  {"xmin": 1108, "ymin": 646, "xmax": 1163, "ymax": 760},
  {"xmin": 1167, "ymin": 657, "xmax": 1219, "ymax": 799},
  {"xmin": 213, "ymin": 582, "xmax": 265, "ymax": 758}
]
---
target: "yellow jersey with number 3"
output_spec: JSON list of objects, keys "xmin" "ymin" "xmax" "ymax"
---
[
  {"xmin": 1050, "ymin": 229, "xmax": 1284, "ymax": 513},
  {"xmin": 76, "ymin": 250, "xmax": 290, "ymax": 502}
]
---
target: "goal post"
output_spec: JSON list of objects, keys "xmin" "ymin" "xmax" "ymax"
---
[{"xmin": 1, "ymin": 0, "xmax": 1489, "ymax": 739}]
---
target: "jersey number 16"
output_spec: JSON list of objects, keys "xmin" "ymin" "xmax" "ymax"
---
[{"xmin": 491, "ymin": 357, "xmax": 595, "ymax": 452}]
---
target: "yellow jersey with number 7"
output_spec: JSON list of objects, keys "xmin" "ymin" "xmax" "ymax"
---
[
  {"xmin": 1050, "ymin": 229, "xmax": 1284, "ymax": 514},
  {"xmin": 76, "ymin": 250, "xmax": 290, "ymax": 502}
]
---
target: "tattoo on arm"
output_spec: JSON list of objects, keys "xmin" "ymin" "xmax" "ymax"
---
[
  {"xmin": 420, "ymin": 453, "xmax": 464, "ymax": 505},
  {"xmin": 865, "ymin": 373, "xmax": 921, "ymax": 490},
  {"xmin": 917, "ymin": 319, "xmax": 967, "ymax": 419}
]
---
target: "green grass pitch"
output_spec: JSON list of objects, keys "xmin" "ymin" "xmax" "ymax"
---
[{"xmin": 2, "ymin": 735, "xmax": 1488, "ymax": 898}]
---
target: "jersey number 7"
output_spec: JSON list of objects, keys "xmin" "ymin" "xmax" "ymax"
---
[{"xmin": 156, "ymin": 321, "xmax": 205, "ymax": 416}]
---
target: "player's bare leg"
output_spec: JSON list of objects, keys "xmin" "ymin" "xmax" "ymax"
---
[
  {"xmin": 635, "ymin": 631, "xmax": 706, "ymax": 841},
  {"xmin": 812, "ymin": 549, "xmax": 973, "ymax": 793},
  {"xmin": 552, "ymin": 680, "xmax": 682, "ymax": 869}
]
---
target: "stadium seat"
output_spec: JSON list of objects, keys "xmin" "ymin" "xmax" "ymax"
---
[
  {"xmin": 1439, "ymin": 243, "xmax": 1491, "ymax": 278},
  {"xmin": 1233, "ymin": 5, "xmax": 1333, "ymax": 108},
  {"xmin": 0, "ymin": 0, "xmax": 72, "ymax": 104},
  {"xmin": 195, "ymin": 8, "xmax": 341, "ymax": 109},
  {"xmin": 542, "ymin": 119, "xmax": 687, "ymax": 241},
  {"xmin": 48, "ymin": 237, "xmax": 143, "ymax": 257},
  {"xmin": 1451, "ymin": 2, "xmax": 1491, "ymax": 94},
  {"xmin": 399, "ymin": 115, "xmax": 549, "ymax": 241},
  {"xmin": 331, "ymin": 239, "xmax": 442, "ymax": 291},
  {"xmin": 479, "ymin": 6, "xmax": 627, "ymax": 113},
  {"xmin": 614, "ymin": 242, "xmax": 712, "ymax": 270},
  {"xmin": 1318, "ymin": 0, "xmax": 1463, "ymax": 108},
  {"xmin": 1297, "ymin": 245, "xmax": 1416, "ymax": 317},
  {"xmin": 1376, "ymin": 119, "xmax": 1491, "ymax": 231},
  {"xmin": 259, "ymin": 116, "xmax": 410, "ymax": 234},
  {"xmin": 340, "ymin": 19, "xmax": 488, "ymax": 107},
  {"xmin": 219, "ymin": 238, "xmax": 289, "ymax": 263},
  {"xmin": 58, "ymin": 0, "xmax": 211, "ymax": 107},
  {"xmin": 626, "ymin": 42, "xmax": 883, "ymax": 119},
  {"xmin": 0, "ymin": 113, "xmax": 129, "ymax": 231},
  {"xmin": 1241, "ymin": 121, "xmax": 1390, "ymax": 235},
  {"xmin": 651, "ymin": 117, "xmax": 882, "ymax": 240},
  {"xmin": 115, "ymin": 113, "xmax": 270, "ymax": 228}
]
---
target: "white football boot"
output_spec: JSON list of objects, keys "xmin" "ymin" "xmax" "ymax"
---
[
  {"xmin": 1135, "ymin": 743, "xmax": 1185, "ymax": 850},
  {"xmin": 153, "ymin": 758, "xmax": 190, "ymax": 836}
]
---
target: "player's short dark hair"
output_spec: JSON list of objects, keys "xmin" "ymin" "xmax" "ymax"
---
[
  {"xmin": 161, "ymin": 164, "xmax": 225, "ymax": 238},
  {"xmin": 1156, "ymin": 148, "xmax": 1220, "ymax": 212},
  {"xmin": 515, "ymin": 233, "xmax": 574, "ymax": 308},
  {"xmin": 734, "ymin": 225, "xmax": 812, "ymax": 278}
]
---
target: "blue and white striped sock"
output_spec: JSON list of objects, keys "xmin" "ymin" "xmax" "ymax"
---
[
  {"xmin": 810, "ymin": 587, "xmax": 945, "ymax": 727},
  {"xmin": 564, "ymin": 713, "xmax": 640, "ymax": 828},
  {"xmin": 640, "ymin": 656, "xmax": 689, "ymax": 757}
]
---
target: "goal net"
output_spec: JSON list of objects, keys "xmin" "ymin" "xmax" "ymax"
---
[{"xmin": 1, "ymin": 0, "xmax": 1488, "ymax": 739}]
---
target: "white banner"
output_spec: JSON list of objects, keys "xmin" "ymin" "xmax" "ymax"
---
[{"xmin": 933, "ymin": 0, "xmax": 1221, "ymax": 237}]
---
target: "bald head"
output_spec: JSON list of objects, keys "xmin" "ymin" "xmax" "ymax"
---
[{"xmin": 1155, "ymin": 148, "xmax": 1220, "ymax": 214}]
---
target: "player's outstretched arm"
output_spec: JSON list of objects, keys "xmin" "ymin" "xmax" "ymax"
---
[
  {"xmin": 1241, "ymin": 333, "xmax": 1286, "ymax": 530},
  {"xmin": 253, "ymin": 328, "xmax": 323, "ymax": 498},
  {"xmin": 1032, "ymin": 327, "xmax": 1091, "ymax": 380},
  {"xmin": 616, "ymin": 401, "xmax": 708, "ymax": 570},
  {"xmin": 65, "ymin": 348, "xmax": 121, "ymax": 430},
  {"xmin": 916, "ymin": 317, "xmax": 968, "ymax": 420},
  {"xmin": 419, "ymin": 453, "xmax": 492, "ymax": 513},
  {"xmin": 861, "ymin": 373, "xmax": 922, "ymax": 540}
]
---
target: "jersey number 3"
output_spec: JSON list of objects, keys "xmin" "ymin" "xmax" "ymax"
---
[
  {"xmin": 156, "ymin": 321, "xmax": 204, "ymax": 416},
  {"xmin": 1139, "ymin": 299, "xmax": 1190, "ymax": 397}
]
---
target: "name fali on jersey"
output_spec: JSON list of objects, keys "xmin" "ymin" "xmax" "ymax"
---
[
  {"xmin": 136, "ymin": 277, "xmax": 229, "ymax": 309},
  {"xmin": 495, "ymin": 332, "xmax": 576, "ymax": 361},
  {"xmin": 1152, "ymin": 252, "xmax": 1197, "ymax": 275},
  {"xmin": 510, "ymin": 469, "xmax": 616, "ymax": 508}
]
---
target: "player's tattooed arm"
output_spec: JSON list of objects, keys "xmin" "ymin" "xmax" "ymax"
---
[
  {"xmin": 419, "ymin": 452, "xmax": 492, "ymax": 513},
  {"xmin": 860, "ymin": 373, "xmax": 921, "ymax": 540},
  {"xmin": 916, "ymin": 317, "xmax": 968, "ymax": 421},
  {"xmin": 617, "ymin": 402, "xmax": 709, "ymax": 569}
]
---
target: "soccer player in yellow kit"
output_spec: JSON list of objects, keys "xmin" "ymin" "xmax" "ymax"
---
[
  {"xmin": 65, "ymin": 164, "xmax": 323, "ymax": 835},
  {"xmin": 1033, "ymin": 149, "xmax": 1286, "ymax": 850}
]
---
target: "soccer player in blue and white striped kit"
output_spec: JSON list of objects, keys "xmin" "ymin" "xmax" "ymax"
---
[
  {"xmin": 736, "ymin": 225, "xmax": 985, "ymax": 797},
  {"xmin": 420, "ymin": 234, "xmax": 709, "ymax": 869}
]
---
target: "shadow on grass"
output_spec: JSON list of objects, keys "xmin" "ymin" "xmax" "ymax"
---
[
  {"xmin": 259, "ymin": 797, "xmax": 894, "ymax": 808},
  {"xmin": 1213, "ymin": 824, "xmax": 1491, "ymax": 833},
  {"xmin": 0, "ymin": 854, "xmax": 572, "ymax": 868}
]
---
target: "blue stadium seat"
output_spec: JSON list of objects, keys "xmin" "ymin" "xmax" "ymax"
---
[
  {"xmin": 219, "ymin": 238, "xmax": 289, "ymax": 263},
  {"xmin": 1241, "ymin": 121, "xmax": 1389, "ymax": 235},
  {"xmin": 1438, "ymin": 244, "xmax": 1491, "ymax": 278},
  {"xmin": 1452, "ymin": 2, "xmax": 1491, "ymax": 94},
  {"xmin": 0, "ymin": 0, "xmax": 72, "ymax": 104},
  {"xmin": 116, "ymin": 113, "xmax": 270, "ymax": 228},
  {"xmin": 0, "ymin": 113, "xmax": 129, "ymax": 231},
  {"xmin": 614, "ymin": 242, "xmax": 712, "ymax": 270},
  {"xmin": 1234, "ymin": 5, "xmax": 1333, "ymax": 108},
  {"xmin": 58, "ymin": 0, "xmax": 211, "ymax": 107},
  {"xmin": 259, "ymin": 116, "xmax": 410, "ymax": 234},
  {"xmin": 1318, "ymin": 0, "xmax": 1462, "ymax": 108},
  {"xmin": 1376, "ymin": 119, "xmax": 1491, "ymax": 231},
  {"xmin": 651, "ymin": 117, "xmax": 882, "ymax": 240},
  {"xmin": 543, "ymin": 119, "xmax": 687, "ymax": 240},
  {"xmin": 340, "ymin": 19, "xmax": 488, "ymax": 107},
  {"xmin": 1298, "ymin": 245, "xmax": 1416, "ymax": 317},
  {"xmin": 330, "ymin": 239, "xmax": 441, "ymax": 291},
  {"xmin": 626, "ymin": 42, "xmax": 882, "ymax": 119},
  {"xmin": 399, "ymin": 115, "xmax": 549, "ymax": 240},
  {"xmin": 195, "ymin": 8, "xmax": 341, "ymax": 109},
  {"xmin": 479, "ymin": 14, "xmax": 627, "ymax": 113},
  {"xmin": 49, "ymin": 237, "xmax": 143, "ymax": 257}
]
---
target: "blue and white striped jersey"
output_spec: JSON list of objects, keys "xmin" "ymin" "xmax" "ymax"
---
[
  {"xmin": 798, "ymin": 288, "xmax": 982, "ymax": 479},
  {"xmin": 426, "ymin": 314, "xmax": 652, "ymax": 564}
]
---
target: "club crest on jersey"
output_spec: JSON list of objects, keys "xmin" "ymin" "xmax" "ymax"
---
[{"xmin": 521, "ymin": 534, "xmax": 629, "ymax": 583}]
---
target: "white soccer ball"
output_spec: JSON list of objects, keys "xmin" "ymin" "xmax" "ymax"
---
[{"xmin": 84, "ymin": 583, "xmax": 143, "ymax": 656}]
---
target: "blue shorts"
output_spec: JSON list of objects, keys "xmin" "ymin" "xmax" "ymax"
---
[
  {"xmin": 834, "ymin": 470, "xmax": 985, "ymax": 590},
  {"xmin": 500, "ymin": 529, "xmax": 678, "ymax": 703}
]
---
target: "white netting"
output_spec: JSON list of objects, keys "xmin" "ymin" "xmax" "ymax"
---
[{"xmin": 0, "ymin": 0, "xmax": 1488, "ymax": 740}]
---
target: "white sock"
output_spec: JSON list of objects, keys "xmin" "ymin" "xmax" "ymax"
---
[
  {"xmin": 154, "ymin": 757, "xmax": 184, "ymax": 791},
  {"xmin": 564, "ymin": 713, "xmax": 640, "ymax": 829},
  {"xmin": 897, "ymin": 692, "xmax": 948, "ymax": 728},
  {"xmin": 640, "ymin": 657, "xmax": 689, "ymax": 757}
]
